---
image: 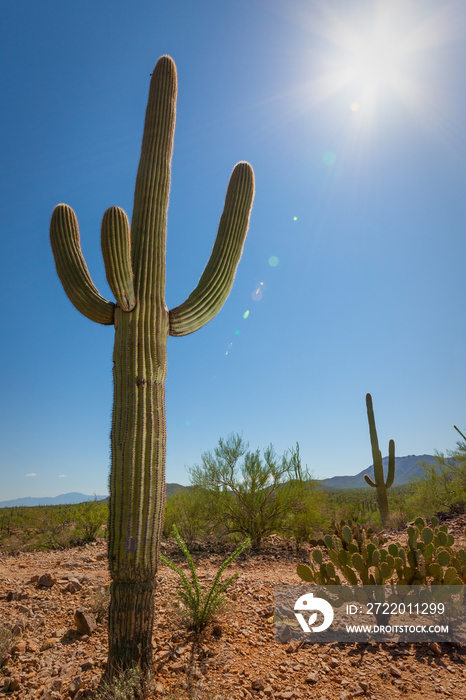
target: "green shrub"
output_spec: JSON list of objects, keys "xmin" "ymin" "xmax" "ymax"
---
[
  {"xmin": 161, "ymin": 525, "xmax": 250, "ymax": 633},
  {"xmin": 75, "ymin": 499, "xmax": 108, "ymax": 542},
  {"xmin": 189, "ymin": 434, "xmax": 320, "ymax": 549},
  {"xmin": 163, "ymin": 487, "xmax": 210, "ymax": 546},
  {"xmin": 95, "ymin": 666, "xmax": 149, "ymax": 700},
  {"xmin": 0, "ymin": 623, "xmax": 13, "ymax": 668},
  {"xmin": 405, "ymin": 445, "xmax": 466, "ymax": 518}
]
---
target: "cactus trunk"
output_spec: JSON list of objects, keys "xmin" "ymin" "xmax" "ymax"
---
[
  {"xmin": 49, "ymin": 56, "xmax": 254, "ymax": 679},
  {"xmin": 107, "ymin": 305, "xmax": 168, "ymax": 672}
]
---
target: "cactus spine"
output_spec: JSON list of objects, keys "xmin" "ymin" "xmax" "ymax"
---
[
  {"xmin": 364, "ymin": 393, "xmax": 395, "ymax": 527},
  {"xmin": 49, "ymin": 56, "xmax": 254, "ymax": 676}
]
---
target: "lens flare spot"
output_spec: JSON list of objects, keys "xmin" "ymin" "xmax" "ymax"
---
[
  {"xmin": 350, "ymin": 101, "xmax": 360, "ymax": 112},
  {"xmin": 293, "ymin": 216, "xmax": 298, "ymax": 221},
  {"xmin": 252, "ymin": 283, "xmax": 264, "ymax": 301},
  {"xmin": 185, "ymin": 420, "xmax": 191, "ymax": 427},
  {"xmin": 235, "ymin": 330, "xmax": 240, "ymax": 335},
  {"xmin": 268, "ymin": 256, "xmax": 279, "ymax": 267},
  {"xmin": 323, "ymin": 150, "xmax": 337, "ymax": 165},
  {"xmin": 243, "ymin": 310, "xmax": 249, "ymax": 319}
]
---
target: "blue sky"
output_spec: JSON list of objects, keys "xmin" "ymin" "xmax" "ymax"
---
[{"xmin": 1, "ymin": 0, "xmax": 465, "ymax": 500}]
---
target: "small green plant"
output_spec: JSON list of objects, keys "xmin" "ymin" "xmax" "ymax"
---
[
  {"xmin": 0, "ymin": 623, "xmax": 13, "ymax": 668},
  {"xmin": 89, "ymin": 586, "xmax": 111, "ymax": 623},
  {"xmin": 95, "ymin": 666, "xmax": 149, "ymax": 700},
  {"xmin": 161, "ymin": 525, "xmax": 250, "ymax": 632}
]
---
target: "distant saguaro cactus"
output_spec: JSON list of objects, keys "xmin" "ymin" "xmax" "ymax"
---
[
  {"xmin": 50, "ymin": 56, "xmax": 254, "ymax": 677},
  {"xmin": 364, "ymin": 393, "xmax": 395, "ymax": 527}
]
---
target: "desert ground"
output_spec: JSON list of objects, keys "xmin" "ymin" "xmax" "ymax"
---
[{"xmin": 1, "ymin": 517, "xmax": 465, "ymax": 700}]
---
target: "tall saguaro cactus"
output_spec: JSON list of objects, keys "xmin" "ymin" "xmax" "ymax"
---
[
  {"xmin": 364, "ymin": 393, "xmax": 395, "ymax": 527},
  {"xmin": 49, "ymin": 56, "xmax": 254, "ymax": 676}
]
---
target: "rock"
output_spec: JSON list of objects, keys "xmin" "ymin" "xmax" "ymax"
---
[
  {"xmin": 3, "ymin": 677, "xmax": 21, "ymax": 692},
  {"xmin": 277, "ymin": 625, "xmax": 292, "ymax": 643},
  {"xmin": 12, "ymin": 620, "xmax": 26, "ymax": 636},
  {"xmin": 170, "ymin": 662, "xmax": 185, "ymax": 672},
  {"xmin": 212, "ymin": 624, "xmax": 223, "ymax": 637},
  {"xmin": 388, "ymin": 664, "xmax": 402, "ymax": 678},
  {"xmin": 80, "ymin": 658, "xmax": 95, "ymax": 671},
  {"xmin": 251, "ymin": 678, "xmax": 265, "ymax": 691},
  {"xmin": 11, "ymin": 640, "xmax": 27, "ymax": 654},
  {"xmin": 6, "ymin": 590, "xmax": 24, "ymax": 602},
  {"xmin": 429, "ymin": 642, "xmax": 442, "ymax": 655},
  {"xmin": 306, "ymin": 671, "xmax": 319, "ymax": 683},
  {"xmin": 73, "ymin": 609, "xmax": 97, "ymax": 635},
  {"xmin": 68, "ymin": 676, "xmax": 84, "ymax": 695},
  {"xmin": 65, "ymin": 579, "xmax": 82, "ymax": 593},
  {"xmin": 40, "ymin": 637, "xmax": 57, "ymax": 651},
  {"xmin": 37, "ymin": 573, "xmax": 56, "ymax": 588}
]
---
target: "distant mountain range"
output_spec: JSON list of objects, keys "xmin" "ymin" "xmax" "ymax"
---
[
  {"xmin": 319, "ymin": 454, "xmax": 436, "ymax": 490},
  {"xmin": 0, "ymin": 492, "xmax": 109, "ymax": 508},
  {"xmin": 0, "ymin": 484, "xmax": 187, "ymax": 509},
  {"xmin": 0, "ymin": 456, "xmax": 436, "ymax": 507}
]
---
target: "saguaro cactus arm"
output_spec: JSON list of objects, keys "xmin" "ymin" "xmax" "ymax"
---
[
  {"xmin": 365, "ymin": 392, "xmax": 383, "ymax": 487},
  {"xmin": 50, "ymin": 204, "xmax": 115, "ymax": 325},
  {"xmin": 386, "ymin": 438, "xmax": 396, "ymax": 488},
  {"xmin": 168, "ymin": 161, "xmax": 255, "ymax": 337},
  {"xmin": 101, "ymin": 207, "xmax": 136, "ymax": 312}
]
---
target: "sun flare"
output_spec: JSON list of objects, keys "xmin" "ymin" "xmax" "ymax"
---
[
  {"xmin": 347, "ymin": 32, "xmax": 404, "ymax": 100},
  {"xmin": 299, "ymin": 0, "xmax": 465, "ymax": 129}
]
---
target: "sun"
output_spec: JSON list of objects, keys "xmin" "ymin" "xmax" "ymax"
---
[
  {"xmin": 297, "ymin": 1, "xmax": 462, "ymax": 126},
  {"xmin": 346, "ymin": 31, "xmax": 405, "ymax": 101}
]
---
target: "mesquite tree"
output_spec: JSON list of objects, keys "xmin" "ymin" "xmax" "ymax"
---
[{"xmin": 49, "ymin": 56, "xmax": 254, "ymax": 676}]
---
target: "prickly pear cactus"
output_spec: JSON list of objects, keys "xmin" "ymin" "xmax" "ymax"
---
[
  {"xmin": 364, "ymin": 393, "xmax": 395, "ymax": 527},
  {"xmin": 297, "ymin": 517, "xmax": 466, "ymax": 588},
  {"xmin": 50, "ymin": 56, "xmax": 254, "ymax": 676}
]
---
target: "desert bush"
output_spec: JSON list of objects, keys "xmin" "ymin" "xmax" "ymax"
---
[
  {"xmin": 405, "ymin": 441, "xmax": 466, "ymax": 518},
  {"xmin": 75, "ymin": 499, "xmax": 108, "ymax": 542},
  {"xmin": 189, "ymin": 434, "xmax": 319, "ymax": 549},
  {"xmin": 281, "ymin": 480, "xmax": 328, "ymax": 548},
  {"xmin": 32, "ymin": 507, "xmax": 80, "ymax": 550},
  {"xmin": 89, "ymin": 586, "xmax": 110, "ymax": 623},
  {"xmin": 384, "ymin": 509, "xmax": 408, "ymax": 530},
  {"xmin": 95, "ymin": 666, "xmax": 150, "ymax": 700},
  {"xmin": 163, "ymin": 487, "xmax": 210, "ymax": 546},
  {"xmin": 0, "ymin": 623, "xmax": 13, "ymax": 667}
]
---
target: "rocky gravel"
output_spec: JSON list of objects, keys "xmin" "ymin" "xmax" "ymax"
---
[{"xmin": 0, "ymin": 521, "xmax": 465, "ymax": 699}]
